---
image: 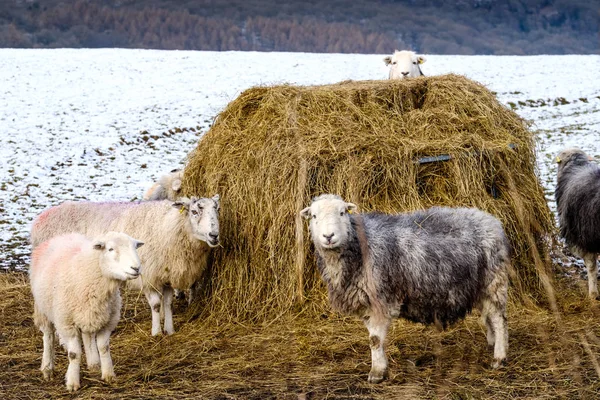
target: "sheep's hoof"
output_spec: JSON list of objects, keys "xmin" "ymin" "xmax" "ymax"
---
[
  {"xmin": 102, "ymin": 372, "xmax": 116, "ymax": 383},
  {"xmin": 42, "ymin": 369, "xmax": 54, "ymax": 381},
  {"xmin": 367, "ymin": 369, "xmax": 388, "ymax": 384},
  {"xmin": 491, "ymin": 358, "xmax": 506, "ymax": 369},
  {"xmin": 66, "ymin": 381, "xmax": 80, "ymax": 392}
]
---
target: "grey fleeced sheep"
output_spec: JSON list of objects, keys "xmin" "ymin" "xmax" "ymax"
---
[
  {"xmin": 555, "ymin": 148, "xmax": 600, "ymax": 299},
  {"xmin": 301, "ymin": 194, "xmax": 510, "ymax": 383},
  {"xmin": 30, "ymin": 231, "xmax": 143, "ymax": 391},
  {"xmin": 142, "ymin": 168, "xmax": 184, "ymax": 201},
  {"xmin": 30, "ymin": 195, "xmax": 220, "ymax": 336}
]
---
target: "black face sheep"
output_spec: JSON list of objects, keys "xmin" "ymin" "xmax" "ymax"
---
[
  {"xmin": 30, "ymin": 232, "xmax": 143, "ymax": 391},
  {"xmin": 555, "ymin": 148, "xmax": 600, "ymax": 299},
  {"xmin": 30, "ymin": 195, "xmax": 220, "ymax": 336},
  {"xmin": 301, "ymin": 194, "xmax": 510, "ymax": 383}
]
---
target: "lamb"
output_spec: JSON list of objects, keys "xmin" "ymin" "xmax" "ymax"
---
[
  {"xmin": 555, "ymin": 148, "xmax": 600, "ymax": 299},
  {"xmin": 301, "ymin": 194, "xmax": 510, "ymax": 383},
  {"xmin": 30, "ymin": 195, "xmax": 220, "ymax": 336},
  {"xmin": 142, "ymin": 168, "xmax": 184, "ymax": 201},
  {"xmin": 30, "ymin": 232, "xmax": 143, "ymax": 391},
  {"xmin": 383, "ymin": 50, "xmax": 426, "ymax": 79}
]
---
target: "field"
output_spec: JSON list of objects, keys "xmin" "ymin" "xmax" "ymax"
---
[{"xmin": 1, "ymin": 50, "xmax": 600, "ymax": 399}]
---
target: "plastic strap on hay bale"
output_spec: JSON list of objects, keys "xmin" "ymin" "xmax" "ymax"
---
[{"xmin": 416, "ymin": 143, "xmax": 517, "ymax": 164}]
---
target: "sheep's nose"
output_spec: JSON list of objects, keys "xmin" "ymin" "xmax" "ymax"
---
[
  {"xmin": 323, "ymin": 233, "xmax": 335, "ymax": 241},
  {"xmin": 401, "ymin": 72, "xmax": 409, "ymax": 76},
  {"xmin": 209, "ymin": 233, "xmax": 219, "ymax": 240},
  {"xmin": 131, "ymin": 266, "xmax": 139, "ymax": 273}
]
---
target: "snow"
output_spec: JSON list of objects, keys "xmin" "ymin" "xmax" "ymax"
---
[{"xmin": 1, "ymin": 49, "xmax": 599, "ymax": 270}]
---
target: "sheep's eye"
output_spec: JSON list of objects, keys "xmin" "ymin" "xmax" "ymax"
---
[
  {"xmin": 312, "ymin": 214, "xmax": 316, "ymax": 219},
  {"xmin": 340, "ymin": 211, "xmax": 344, "ymax": 216},
  {"xmin": 108, "ymin": 248, "xmax": 114, "ymax": 252},
  {"xmin": 412, "ymin": 61, "xmax": 417, "ymax": 65},
  {"xmin": 191, "ymin": 210, "xmax": 199, "ymax": 216},
  {"xmin": 392, "ymin": 61, "xmax": 397, "ymax": 65}
]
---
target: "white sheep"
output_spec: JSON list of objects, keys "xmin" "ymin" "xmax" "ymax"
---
[
  {"xmin": 142, "ymin": 168, "xmax": 183, "ymax": 201},
  {"xmin": 141, "ymin": 168, "xmax": 197, "ymax": 304},
  {"xmin": 30, "ymin": 231, "xmax": 143, "ymax": 391},
  {"xmin": 383, "ymin": 50, "xmax": 426, "ymax": 79},
  {"xmin": 302, "ymin": 194, "xmax": 509, "ymax": 383},
  {"xmin": 30, "ymin": 195, "xmax": 220, "ymax": 336}
]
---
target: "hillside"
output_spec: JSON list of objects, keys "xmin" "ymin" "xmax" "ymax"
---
[{"xmin": 0, "ymin": 0, "xmax": 597, "ymax": 54}]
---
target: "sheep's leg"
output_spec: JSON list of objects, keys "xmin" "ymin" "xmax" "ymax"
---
[
  {"xmin": 482, "ymin": 296, "xmax": 508, "ymax": 368},
  {"xmin": 187, "ymin": 282, "xmax": 197, "ymax": 306},
  {"xmin": 64, "ymin": 335, "xmax": 82, "ymax": 392},
  {"xmin": 162, "ymin": 285, "xmax": 175, "ymax": 335},
  {"xmin": 479, "ymin": 302, "xmax": 495, "ymax": 347},
  {"xmin": 82, "ymin": 332, "xmax": 100, "ymax": 371},
  {"xmin": 96, "ymin": 327, "xmax": 115, "ymax": 383},
  {"xmin": 363, "ymin": 315, "xmax": 391, "ymax": 384},
  {"xmin": 583, "ymin": 252, "xmax": 599, "ymax": 299},
  {"xmin": 145, "ymin": 290, "xmax": 162, "ymax": 336},
  {"xmin": 35, "ymin": 308, "xmax": 55, "ymax": 380}
]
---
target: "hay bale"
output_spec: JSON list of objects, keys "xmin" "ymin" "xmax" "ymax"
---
[{"xmin": 183, "ymin": 74, "xmax": 554, "ymax": 321}]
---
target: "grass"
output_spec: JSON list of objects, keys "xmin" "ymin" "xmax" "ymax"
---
[{"xmin": 2, "ymin": 271, "xmax": 600, "ymax": 399}]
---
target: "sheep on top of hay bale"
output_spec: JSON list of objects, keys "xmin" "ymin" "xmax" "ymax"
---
[{"xmin": 183, "ymin": 74, "xmax": 554, "ymax": 322}]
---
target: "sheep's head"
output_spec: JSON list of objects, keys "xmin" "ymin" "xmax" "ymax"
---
[
  {"xmin": 94, "ymin": 231, "xmax": 143, "ymax": 281},
  {"xmin": 556, "ymin": 148, "xmax": 593, "ymax": 172},
  {"xmin": 169, "ymin": 169, "xmax": 183, "ymax": 198},
  {"xmin": 383, "ymin": 50, "xmax": 426, "ymax": 79},
  {"xmin": 301, "ymin": 194, "xmax": 357, "ymax": 250},
  {"xmin": 175, "ymin": 195, "xmax": 220, "ymax": 247}
]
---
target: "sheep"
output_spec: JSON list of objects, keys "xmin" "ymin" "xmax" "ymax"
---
[
  {"xmin": 383, "ymin": 50, "xmax": 426, "ymax": 79},
  {"xmin": 30, "ymin": 195, "xmax": 220, "ymax": 336},
  {"xmin": 140, "ymin": 168, "xmax": 194, "ymax": 303},
  {"xmin": 301, "ymin": 194, "xmax": 510, "ymax": 383},
  {"xmin": 555, "ymin": 148, "xmax": 600, "ymax": 299},
  {"xmin": 142, "ymin": 168, "xmax": 184, "ymax": 201},
  {"xmin": 30, "ymin": 231, "xmax": 143, "ymax": 391}
]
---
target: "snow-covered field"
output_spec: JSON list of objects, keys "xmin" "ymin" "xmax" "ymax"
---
[{"xmin": 1, "ymin": 49, "xmax": 599, "ymax": 271}]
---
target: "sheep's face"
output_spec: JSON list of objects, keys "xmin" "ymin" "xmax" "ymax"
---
[
  {"xmin": 384, "ymin": 50, "xmax": 425, "ymax": 79},
  {"xmin": 94, "ymin": 232, "xmax": 143, "ymax": 281},
  {"xmin": 176, "ymin": 195, "xmax": 221, "ymax": 247},
  {"xmin": 301, "ymin": 195, "xmax": 357, "ymax": 250},
  {"xmin": 556, "ymin": 148, "xmax": 593, "ymax": 172}
]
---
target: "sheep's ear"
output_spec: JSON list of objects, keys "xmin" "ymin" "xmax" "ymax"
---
[
  {"xmin": 346, "ymin": 203, "xmax": 357, "ymax": 213},
  {"xmin": 555, "ymin": 156, "xmax": 562, "ymax": 163},
  {"xmin": 93, "ymin": 241, "xmax": 105, "ymax": 250},
  {"xmin": 172, "ymin": 198, "xmax": 190, "ymax": 212},
  {"xmin": 417, "ymin": 56, "xmax": 426, "ymax": 64},
  {"xmin": 212, "ymin": 194, "xmax": 220, "ymax": 203},
  {"xmin": 171, "ymin": 179, "xmax": 182, "ymax": 192},
  {"xmin": 300, "ymin": 207, "xmax": 312, "ymax": 219},
  {"xmin": 383, "ymin": 56, "xmax": 392, "ymax": 66}
]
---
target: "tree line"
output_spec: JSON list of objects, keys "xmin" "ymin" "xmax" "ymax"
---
[{"xmin": 0, "ymin": 0, "xmax": 597, "ymax": 54}]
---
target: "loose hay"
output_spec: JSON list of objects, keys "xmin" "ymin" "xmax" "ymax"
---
[
  {"xmin": 183, "ymin": 74, "xmax": 555, "ymax": 321},
  {"xmin": 2, "ymin": 273, "xmax": 600, "ymax": 399}
]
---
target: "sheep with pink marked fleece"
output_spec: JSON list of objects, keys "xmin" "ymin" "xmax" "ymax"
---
[
  {"xmin": 30, "ymin": 232, "xmax": 143, "ymax": 392},
  {"xmin": 30, "ymin": 196, "xmax": 220, "ymax": 336}
]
